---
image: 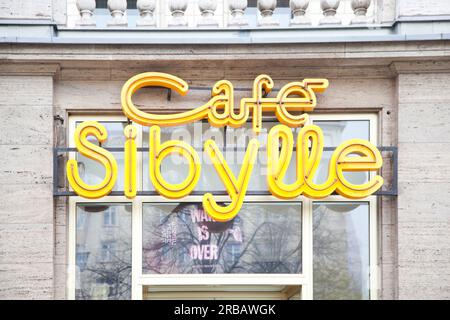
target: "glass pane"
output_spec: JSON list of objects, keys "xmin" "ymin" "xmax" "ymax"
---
[
  {"xmin": 227, "ymin": 121, "xmax": 306, "ymax": 191},
  {"xmin": 313, "ymin": 120, "xmax": 370, "ymax": 185},
  {"xmin": 142, "ymin": 120, "xmax": 301, "ymax": 192},
  {"xmin": 142, "ymin": 202, "xmax": 302, "ymax": 274},
  {"xmin": 313, "ymin": 202, "xmax": 370, "ymax": 300},
  {"xmin": 142, "ymin": 123, "xmax": 224, "ymax": 150},
  {"xmin": 249, "ymin": 0, "xmax": 289, "ymax": 6},
  {"xmin": 313, "ymin": 120, "xmax": 370, "ymax": 147},
  {"xmin": 76, "ymin": 203, "xmax": 132, "ymax": 300},
  {"xmin": 75, "ymin": 122, "xmax": 126, "ymax": 191},
  {"xmin": 96, "ymin": 0, "xmax": 137, "ymax": 9},
  {"xmin": 142, "ymin": 123, "xmax": 226, "ymax": 192}
]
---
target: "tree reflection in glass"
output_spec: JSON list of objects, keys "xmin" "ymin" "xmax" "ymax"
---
[
  {"xmin": 75, "ymin": 204, "xmax": 132, "ymax": 300},
  {"xmin": 142, "ymin": 203, "xmax": 302, "ymax": 274},
  {"xmin": 313, "ymin": 202, "xmax": 370, "ymax": 300}
]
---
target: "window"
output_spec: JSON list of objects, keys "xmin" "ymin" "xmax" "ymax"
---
[
  {"xmin": 75, "ymin": 245, "xmax": 89, "ymax": 270},
  {"xmin": 96, "ymin": 0, "xmax": 137, "ymax": 9},
  {"xmin": 313, "ymin": 202, "xmax": 371, "ymax": 300},
  {"xmin": 248, "ymin": 0, "xmax": 289, "ymax": 7},
  {"xmin": 99, "ymin": 241, "xmax": 117, "ymax": 263},
  {"xmin": 103, "ymin": 207, "xmax": 118, "ymax": 227},
  {"xmin": 74, "ymin": 203, "xmax": 132, "ymax": 300},
  {"xmin": 68, "ymin": 114, "xmax": 378, "ymax": 300},
  {"xmin": 142, "ymin": 202, "xmax": 302, "ymax": 274},
  {"xmin": 313, "ymin": 119, "xmax": 371, "ymax": 185}
]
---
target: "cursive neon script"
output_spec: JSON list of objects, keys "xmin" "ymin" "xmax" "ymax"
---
[
  {"xmin": 67, "ymin": 73, "xmax": 383, "ymax": 222},
  {"xmin": 121, "ymin": 72, "xmax": 328, "ymax": 134}
]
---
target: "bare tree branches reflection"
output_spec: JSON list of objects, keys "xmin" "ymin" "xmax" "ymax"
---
[{"xmin": 142, "ymin": 203, "xmax": 302, "ymax": 275}]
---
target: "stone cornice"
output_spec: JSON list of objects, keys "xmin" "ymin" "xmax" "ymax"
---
[
  {"xmin": 390, "ymin": 60, "xmax": 450, "ymax": 74},
  {"xmin": 0, "ymin": 62, "xmax": 60, "ymax": 76},
  {"xmin": 1, "ymin": 40, "xmax": 450, "ymax": 62}
]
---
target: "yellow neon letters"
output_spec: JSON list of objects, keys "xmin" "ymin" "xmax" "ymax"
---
[
  {"xmin": 203, "ymin": 138, "xmax": 260, "ymax": 222},
  {"xmin": 334, "ymin": 139, "xmax": 384, "ymax": 199},
  {"xmin": 124, "ymin": 124, "xmax": 137, "ymax": 199},
  {"xmin": 267, "ymin": 124, "xmax": 383, "ymax": 199},
  {"xmin": 149, "ymin": 126, "xmax": 201, "ymax": 199},
  {"xmin": 121, "ymin": 72, "xmax": 328, "ymax": 134},
  {"xmin": 67, "ymin": 73, "xmax": 384, "ymax": 221},
  {"xmin": 67, "ymin": 121, "xmax": 118, "ymax": 199}
]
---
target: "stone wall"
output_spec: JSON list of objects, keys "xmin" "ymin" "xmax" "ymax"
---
[
  {"xmin": 0, "ymin": 64, "xmax": 57, "ymax": 299},
  {"xmin": 0, "ymin": 1, "xmax": 52, "ymax": 20},
  {"xmin": 397, "ymin": 67, "xmax": 450, "ymax": 299},
  {"xmin": 397, "ymin": 0, "xmax": 450, "ymax": 18},
  {"xmin": 0, "ymin": 1, "xmax": 66, "ymax": 24}
]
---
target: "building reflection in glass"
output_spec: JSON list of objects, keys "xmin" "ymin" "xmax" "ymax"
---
[{"xmin": 142, "ymin": 203, "xmax": 302, "ymax": 275}]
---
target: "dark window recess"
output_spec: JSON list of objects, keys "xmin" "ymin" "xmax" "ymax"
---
[
  {"xmin": 96, "ymin": 0, "xmax": 137, "ymax": 9},
  {"xmin": 96, "ymin": 1, "xmax": 288, "ymax": 10},
  {"xmin": 249, "ymin": 0, "xmax": 289, "ymax": 7}
]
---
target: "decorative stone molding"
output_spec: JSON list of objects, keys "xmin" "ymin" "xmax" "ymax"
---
[
  {"xmin": 228, "ymin": 0, "xmax": 248, "ymax": 27},
  {"xmin": 107, "ymin": 0, "xmax": 127, "ymax": 26},
  {"xmin": 0, "ymin": 63, "xmax": 61, "ymax": 77},
  {"xmin": 290, "ymin": 0, "xmax": 310, "ymax": 26},
  {"xmin": 351, "ymin": 0, "xmax": 372, "ymax": 24},
  {"xmin": 257, "ymin": 0, "xmax": 279, "ymax": 27},
  {"xmin": 136, "ymin": 0, "xmax": 156, "ymax": 26},
  {"xmin": 319, "ymin": 0, "xmax": 341, "ymax": 25},
  {"xmin": 198, "ymin": 0, "xmax": 218, "ymax": 27},
  {"xmin": 168, "ymin": 0, "xmax": 188, "ymax": 27},
  {"xmin": 76, "ymin": 0, "xmax": 96, "ymax": 26}
]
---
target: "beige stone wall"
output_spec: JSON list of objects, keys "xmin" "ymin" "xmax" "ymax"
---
[
  {"xmin": 0, "ymin": 66, "xmax": 56, "ymax": 299},
  {"xmin": 397, "ymin": 0, "xmax": 450, "ymax": 17},
  {"xmin": 0, "ymin": 1, "xmax": 52, "ymax": 20},
  {"xmin": 397, "ymin": 70, "xmax": 450, "ymax": 299},
  {"xmin": 0, "ymin": 0, "xmax": 66, "ymax": 24}
]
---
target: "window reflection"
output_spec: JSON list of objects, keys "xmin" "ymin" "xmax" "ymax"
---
[
  {"xmin": 75, "ymin": 203, "xmax": 132, "ymax": 300},
  {"xmin": 142, "ymin": 121, "xmax": 301, "ymax": 192},
  {"xmin": 142, "ymin": 123, "xmax": 226, "ymax": 191},
  {"xmin": 314, "ymin": 120, "xmax": 370, "ymax": 147},
  {"xmin": 313, "ymin": 202, "xmax": 370, "ymax": 300},
  {"xmin": 313, "ymin": 120, "xmax": 370, "ymax": 185},
  {"xmin": 142, "ymin": 202, "xmax": 302, "ymax": 274}
]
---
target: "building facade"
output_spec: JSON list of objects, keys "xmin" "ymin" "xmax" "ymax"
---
[{"xmin": 0, "ymin": 0, "xmax": 449, "ymax": 300}]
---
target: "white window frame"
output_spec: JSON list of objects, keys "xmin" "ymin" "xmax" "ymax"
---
[{"xmin": 66, "ymin": 113, "xmax": 379, "ymax": 300}]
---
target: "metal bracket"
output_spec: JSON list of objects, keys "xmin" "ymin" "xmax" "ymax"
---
[
  {"xmin": 53, "ymin": 146, "xmax": 398, "ymax": 197},
  {"xmin": 53, "ymin": 114, "xmax": 64, "ymax": 124}
]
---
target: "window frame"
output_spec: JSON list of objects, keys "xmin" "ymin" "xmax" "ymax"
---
[{"xmin": 67, "ymin": 113, "xmax": 379, "ymax": 300}]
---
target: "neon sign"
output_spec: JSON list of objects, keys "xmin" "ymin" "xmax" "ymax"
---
[{"xmin": 67, "ymin": 72, "xmax": 383, "ymax": 222}]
